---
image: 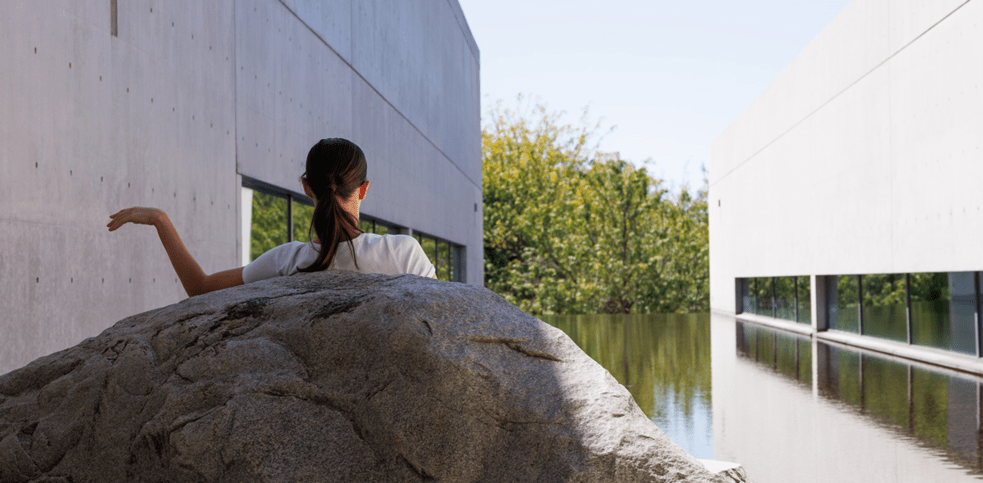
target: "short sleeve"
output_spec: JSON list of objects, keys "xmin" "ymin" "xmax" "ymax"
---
[
  {"xmin": 242, "ymin": 244, "xmax": 287, "ymax": 283},
  {"xmin": 395, "ymin": 236, "xmax": 436, "ymax": 278}
]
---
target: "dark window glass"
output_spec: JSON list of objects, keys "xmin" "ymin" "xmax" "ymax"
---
[
  {"xmin": 250, "ymin": 191, "xmax": 288, "ymax": 262},
  {"xmin": 774, "ymin": 277, "xmax": 796, "ymax": 321},
  {"xmin": 829, "ymin": 275, "xmax": 860, "ymax": 333},
  {"xmin": 948, "ymin": 272, "xmax": 976, "ymax": 355},
  {"xmin": 910, "ymin": 272, "xmax": 952, "ymax": 351},
  {"xmin": 451, "ymin": 245, "xmax": 463, "ymax": 282},
  {"xmin": 292, "ymin": 200, "xmax": 314, "ymax": 243},
  {"xmin": 421, "ymin": 236, "xmax": 437, "ymax": 272},
  {"xmin": 796, "ymin": 276, "xmax": 811, "ymax": 324},
  {"xmin": 437, "ymin": 241, "xmax": 450, "ymax": 281},
  {"xmin": 911, "ymin": 272, "xmax": 976, "ymax": 355},
  {"xmin": 740, "ymin": 278, "xmax": 753, "ymax": 314},
  {"xmin": 754, "ymin": 278, "xmax": 773, "ymax": 317},
  {"xmin": 862, "ymin": 273, "xmax": 907, "ymax": 343}
]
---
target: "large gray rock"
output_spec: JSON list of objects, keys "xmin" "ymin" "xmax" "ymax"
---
[{"xmin": 0, "ymin": 271, "xmax": 732, "ymax": 482}]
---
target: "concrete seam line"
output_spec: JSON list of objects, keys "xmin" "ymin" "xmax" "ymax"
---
[
  {"xmin": 710, "ymin": 0, "xmax": 974, "ymax": 189},
  {"xmin": 275, "ymin": 0, "xmax": 482, "ymax": 189}
]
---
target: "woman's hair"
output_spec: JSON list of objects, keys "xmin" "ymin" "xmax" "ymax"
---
[{"xmin": 297, "ymin": 138, "xmax": 367, "ymax": 272}]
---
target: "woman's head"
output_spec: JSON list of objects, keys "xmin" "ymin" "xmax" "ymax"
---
[{"xmin": 297, "ymin": 138, "xmax": 369, "ymax": 272}]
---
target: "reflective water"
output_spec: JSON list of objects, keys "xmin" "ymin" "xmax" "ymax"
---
[
  {"xmin": 541, "ymin": 313, "xmax": 714, "ymax": 459},
  {"xmin": 543, "ymin": 313, "xmax": 983, "ymax": 482}
]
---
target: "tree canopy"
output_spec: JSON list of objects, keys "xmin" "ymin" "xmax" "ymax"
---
[{"xmin": 482, "ymin": 101, "xmax": 708, "ymax": 315}]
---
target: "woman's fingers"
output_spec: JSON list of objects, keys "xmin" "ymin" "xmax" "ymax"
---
[{"xmin": 107, "ymin": 207, "xmax": 160, "ymax": 231}]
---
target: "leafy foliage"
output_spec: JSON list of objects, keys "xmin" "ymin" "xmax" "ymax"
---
[
  {"xmin": 482, "ymin": 101, "xmax": 709, "ymax": 315},
  {"xmin": 250, "ymin": 191, "xmax": 289, "ymax": 262}
]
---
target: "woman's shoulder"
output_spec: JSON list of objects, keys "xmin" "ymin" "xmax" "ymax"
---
[
  {"xmin": 356, "ymin": 233, "xmax": 425, "ymax": 258},
  {"xmin": 355, "ymin": 233, "xmax": 417, "ymax": 246}
]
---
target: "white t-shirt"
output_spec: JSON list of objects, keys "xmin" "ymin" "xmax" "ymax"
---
[{"xmin": 242, "ymin": 233, "xmax": 436, "ymax": 283}]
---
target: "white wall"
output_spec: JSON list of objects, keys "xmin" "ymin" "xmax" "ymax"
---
[{"xmin": 709, "ymin": 0, "xmax": 983, "ymax": 314}]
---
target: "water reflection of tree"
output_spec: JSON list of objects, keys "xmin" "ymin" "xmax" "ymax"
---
[{"xmin": 542, "ymin": 314, "xmax": 711, "ymax": 422}]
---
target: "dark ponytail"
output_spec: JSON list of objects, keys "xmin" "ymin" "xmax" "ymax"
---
[{"xmin": 297, "ymin": 138, "xmax": 367, "ymax": 272}]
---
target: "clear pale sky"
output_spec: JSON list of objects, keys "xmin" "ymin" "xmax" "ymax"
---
[{"xmin": 457, "ymin": 0, "xmax": 853, "ymax": 192}]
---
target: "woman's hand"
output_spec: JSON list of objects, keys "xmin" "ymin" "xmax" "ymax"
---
[
  {"xmin": 106, "ymin": 206, "xmax": 244, "ymax": 297},
  {"xmin": 107, "ymin": 207, "xmax": 165, "ymax": 231}
]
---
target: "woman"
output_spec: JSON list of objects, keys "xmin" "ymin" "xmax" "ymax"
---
[{"xmin": 107, "ymin": 138, "xmax": 435, "ymax": 297}]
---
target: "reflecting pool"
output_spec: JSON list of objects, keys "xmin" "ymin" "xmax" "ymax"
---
[
  {"xmin": 541, "ymin": 313, "xmax": 714, "ymax": 459},
  {"xmin": 543, "ymin": 313, "xmax": 983, "ymax": 482}
]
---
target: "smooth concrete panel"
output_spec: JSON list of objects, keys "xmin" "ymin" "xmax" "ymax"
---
[
  {"xmin": 0, "ymin": 0, "xmax": 238, "ymax": 374},
  {"xmin": 711, "ymin": 0, "xmax": 973, "ymax": 189},
  {"xmin": 235, "ymin": 0, "xmax": 354, "ymax": 191},
  {"xmin": 351, "ymin": 0, "xmax": 480, "ymax": 185},
  {"xmin": 888, "ymin": 0, "xmax": 971, "ymax": 51},
  {"xmin": 710, "ymin": 0, "xmax": 892, "ymax": 187},
  {"xmin": 889, "ymin": 0, "xmax": 983, "ymax": 274},
  {"xmin": 279, "ymin": 0, "xmax": 353, "ymax": 63},
  {"xmin": 2, "ymin": 0, "xmax": 481, "ymax": 372},
  {"xmin": 351, "ymin": 75, "xmax": 483, "ymax": 285},
  {"xmin": 709, "ymin": 0, "xmax": 983, "ymax": 314},
  {"xmin": 709, "ymin": 63, "xmax": 893, "ymax": 312}
]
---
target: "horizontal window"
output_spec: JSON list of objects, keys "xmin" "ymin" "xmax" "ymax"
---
[
  {"xmin": 738, "ymin": 276, "xmax": 811, "ymax": 324},
  {"xmin": 243, "ymin": 180, "xmax": 466, "ymax": 282}
]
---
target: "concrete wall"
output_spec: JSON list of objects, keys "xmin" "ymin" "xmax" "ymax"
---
[
  {"xmin": 708, "ymin": 0, "xmax": 983, "ymax": 314},
  {"xmin": 0, "ymin": 0, "xmax": 481, "ymax": 374},
  {"xmin": 234, "ymin": 0, "xmax": 482, "ymax": 282}
]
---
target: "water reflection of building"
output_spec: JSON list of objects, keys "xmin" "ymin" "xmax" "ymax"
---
[
  {"xmin": 708, "ymin": 0, "xmax": 983, "ymax": 373},
  {"xmin": 714, "ymin": 316, "xmax": 983, "ymax": 482},
  {"xmin": 0, "ymin": 1, "xmax": 481, "ymax": 375},
  {"xmin": 736, "ymin": 322, "xmax": 982, "ymax": 474}
]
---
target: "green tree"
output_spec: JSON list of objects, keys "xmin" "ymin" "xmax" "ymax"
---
[
  {"xmin": 250, "ymin": 191, "xmax": 288, "ymax": 261},
  {"xmin": 482, "ymin": 100, "xmax": 709, "ymax": 315}
]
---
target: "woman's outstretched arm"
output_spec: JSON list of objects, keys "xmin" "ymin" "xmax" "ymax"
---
[{"xmin": 108, "ymin": 207, "xmax": 244, "ymax": 297}]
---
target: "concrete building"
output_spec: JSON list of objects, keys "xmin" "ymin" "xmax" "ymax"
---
[
  {"xmin": 709, "ymin": 0, "xmax": 983, "ymax": 371},
  {"xmin": 0, "ymin": 0, "xmax": 481, "ymax": 374}
]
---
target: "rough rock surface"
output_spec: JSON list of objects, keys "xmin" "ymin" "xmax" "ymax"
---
[{"xmin": 0, "ymin": 271, "xmax": 733, "ymax": 482}]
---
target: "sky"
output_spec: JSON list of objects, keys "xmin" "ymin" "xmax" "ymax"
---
[{"xmin": 457, "ymin": 0, "xmax": 853, "ymax": 192}]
